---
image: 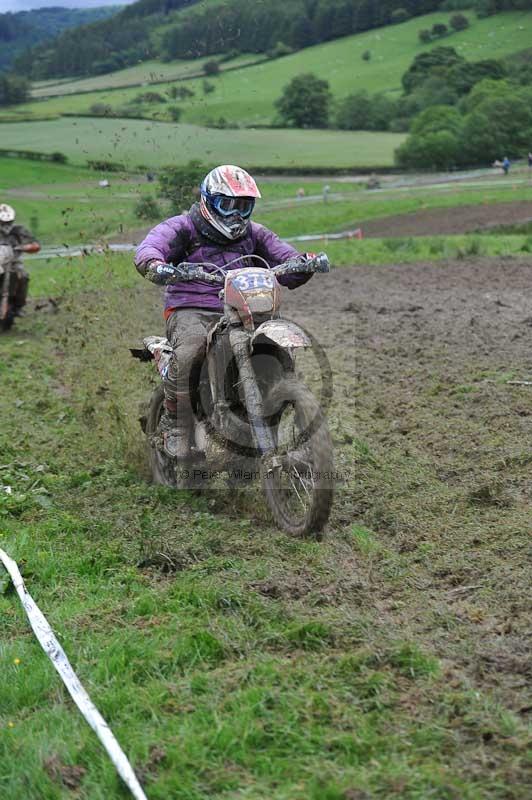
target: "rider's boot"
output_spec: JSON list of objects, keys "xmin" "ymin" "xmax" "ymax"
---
[{"xmin": 160, "ymin": 393, "xmax": 193, "ymax": 460}]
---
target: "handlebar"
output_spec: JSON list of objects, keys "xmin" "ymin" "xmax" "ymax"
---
[
  {"xmin": 177, "ymin": 265, "xmax": 225, "ymax": 285},
  {"xmin": 273, "ymin": 252, "xmax": 330, "ymax": 276},
  {"xmin": 171, "ymin": 252, "xmax": 330, "ymax": 285}
]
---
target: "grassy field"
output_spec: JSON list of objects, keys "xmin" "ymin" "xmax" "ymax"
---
[
  {"xmin": 0, "ymin": 158, "xmax": 93, "ymax": 189},
  {"xmin": 0, "ymin": 119, "xmax": 406, "ymax": 170},
  {"xmin": 31, "ymin": 55, "xmax": 264, "ymax": 99},
  {"xmin": 0, "ymin": 158, "xmax": 156, "ymax": 244},
  {"xmin": 1, "ymin": 248, "xmax": 530, "ymax": 799},
  {"xmin": 322, "ymin": 232, "xmax": 532, "ymax": 265},
  {"xmin": 7, "ymin": 10, "xmax": 532, "ymax": 127},
  {"xmin": 4, "ymin": 155, "xmax": 532, "ymax": 246}
]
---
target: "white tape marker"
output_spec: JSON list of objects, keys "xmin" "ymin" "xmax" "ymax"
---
[{"xmin": 0, "ymin": 548, "xmax": 148, "ymax": 800}]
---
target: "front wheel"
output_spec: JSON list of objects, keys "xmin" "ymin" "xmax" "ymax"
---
[{"xmin": 262, "ymin": 379, "xmax": 334, "ymax": 539}]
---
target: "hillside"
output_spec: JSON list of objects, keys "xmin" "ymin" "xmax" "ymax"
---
[
  {"xmin": 0, "ymin": 5, "xmax": 122, "ymax": 72},
  {"xmin": 30, "ymin": 55, "xmax": 265, "ymax": 99},
  {"xmin": 14, "ymin": 0, "xmax": 443, "ymax": 80},
  {"xmin": 6, "ymin": 10, "xmax": 532, "ymax": 128}
]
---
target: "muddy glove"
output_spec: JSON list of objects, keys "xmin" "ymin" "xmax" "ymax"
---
[
  {"xmin": 143, "ymin": 260, "xmax": 188, "ymax": 285},
  {"xmin": 305, "ymin": 252, "xmax": 329, "ymax": 272},
  {"xmin": 21, "ymin": 242, "xmax": 41, "ymax": 254}
]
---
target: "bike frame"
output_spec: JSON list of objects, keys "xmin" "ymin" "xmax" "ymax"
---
[{"xmin": 197, "ymin": 265, "xmax": 314, "ymax": 458}]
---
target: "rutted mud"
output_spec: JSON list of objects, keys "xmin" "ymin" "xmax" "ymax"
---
[
  {"xmin": 359, "ymin": 200, "xmax": 532, "ymax": 237},
  {"xmin": 284, "ymin": 258, "xmax": 532, "ymax": 708},
  {"xmin": 35, "ymin": 254, "xmax": 531, "ymax": 723}
]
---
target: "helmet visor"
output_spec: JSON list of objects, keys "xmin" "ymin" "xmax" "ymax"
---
[{"xmin": 212, "ymin": 195, "xmax": 255, "ymax": 219}]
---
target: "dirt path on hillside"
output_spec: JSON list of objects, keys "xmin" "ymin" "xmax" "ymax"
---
[
  {"xmin": 359, "ymin": 200, "xmax": 532, "ymax": 237},
  {"xmin": 282, "ymin": 258, "xmax": 531, "ymax": 711}
]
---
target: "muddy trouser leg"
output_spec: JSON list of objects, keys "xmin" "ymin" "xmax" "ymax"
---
[
  {"xmin": 164, "ymin": 308, "xmax": 222, "ymax": 442},
  {"xmin": 14, "ymin": 263, "xmax": 29, "ymax": 310}
]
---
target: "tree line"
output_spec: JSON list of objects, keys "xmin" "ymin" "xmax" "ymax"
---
[
  {"xmin": 24, "ymin": 0, "xmax": 532, "ymax": 80},
  {"xmin": 0, "ymin": 5, "xmax": 119, "ymax": 72},
  {"xmin": 162, "ymin": 0, "xmax": 444, "ymax": 61}
]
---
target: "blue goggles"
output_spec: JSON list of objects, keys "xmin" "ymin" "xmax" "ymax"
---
[{"xmin": 210, "ymin": 194, "xmax": 255, "ymax": 219}]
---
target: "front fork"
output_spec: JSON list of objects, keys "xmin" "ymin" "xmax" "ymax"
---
[
  {"xmin": 0, "ymin": 268, "xmax": 11, "ymax": 322},
  {"xmin": 228, "ymin": 327, "xmax": 277, "ymax": 457}
]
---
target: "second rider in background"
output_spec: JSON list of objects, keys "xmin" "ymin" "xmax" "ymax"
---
[
  {"xmin": 0, "ymin": 204, "xmax": 41, "ymax": 316},
  {"xmin": 135, "ymin": 164, "xmax": 316, "ymax": 459}
]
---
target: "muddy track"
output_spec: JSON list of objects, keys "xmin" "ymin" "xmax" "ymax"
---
[
  {"xmin": 359, "ymin": 200, "xmax": 532, "ymax": 237},
  {"xmin": 283, "ymin": 258, "xmax": 532, "ymax": 709},
  {"xmin": 37, "ymin": 256, "xmax": 530, "ymax": 715}
]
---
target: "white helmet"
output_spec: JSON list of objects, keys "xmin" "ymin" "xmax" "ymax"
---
[
  {"xmin": 200, "ymin": 165, "xmax": 261, "ymax": 240},
  {"xmin": 0, "ymin": 204, "xmax": 15, "ymax": 224}
]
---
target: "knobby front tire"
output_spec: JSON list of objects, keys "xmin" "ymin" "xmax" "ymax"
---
[
  {"xmin": 145, "ymin": 384, "xmax": 176, "ymax": 488},
  {"xmin": 262, "ymin": 379, "xmax": 334, "ymax": 539}
]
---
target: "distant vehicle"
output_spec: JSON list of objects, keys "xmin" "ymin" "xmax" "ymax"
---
[{"xmin": 0, "ymin": 203, "xmax": 40, "ymax": 328}]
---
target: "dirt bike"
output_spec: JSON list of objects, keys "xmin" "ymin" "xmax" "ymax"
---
[
  {"xmin": 0, "ymin": 242, "xmax": 37, "ymax": 331},
  {"xmin": 132, "ymin": 253, "xmax": 334, "ymax": 538}
]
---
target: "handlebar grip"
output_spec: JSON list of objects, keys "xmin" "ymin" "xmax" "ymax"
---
[
  {"xmin": 275, "ymin": 253, "xmax": 330, "ymax": 276},
  {"xmin": 282, "ymin": 261, "xmax": 307, "ymax": 274},
  {"xmin": 175, "ymin": 263, "xmax": 224, "ymax": 284},
  {"xmin": 182, "ymin": 266, "xmax": 202, "ymax": 280},
  {"xmin": 313, "ymin": 252, "xmax": 330, "ymax": 273}
]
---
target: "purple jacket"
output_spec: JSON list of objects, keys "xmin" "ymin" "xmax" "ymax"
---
[{"xmin": 135, "ymin": 213, "xmax": 310, "ymax": 313}]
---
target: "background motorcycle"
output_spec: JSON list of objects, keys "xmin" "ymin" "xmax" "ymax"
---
[
  {"xmin": 133, "ymin": 253, "xmax": 334, "ymax": 538},
  {"xmin": 0, "ymin": 243, "xmax": 38, "ymax": 331}
]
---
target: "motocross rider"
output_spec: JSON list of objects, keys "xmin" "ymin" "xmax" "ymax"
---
[
  {"xmin": 0, "ymin": 204, "xmax": 41, "ymax": 315},
  {"xmin": 135, "ymin": 164, "xmax": 314, "ymax": 459}
]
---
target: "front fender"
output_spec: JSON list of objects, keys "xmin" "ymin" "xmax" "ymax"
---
[{"xmin": 252, "ymin": 319, "xmax": 311, "ymax": 350}]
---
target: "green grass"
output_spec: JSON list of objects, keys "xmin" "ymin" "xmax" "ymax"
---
[
  {"xmin": 4, "ymin": 152, "xmax": 532, "ymax": 248},
  {"xmin": 0, "ymin": 118, "xmax": 405, "ymax": 170},
  {"xmin": 5, "ymin": 153, "xmax": 532, "ymax": 246},
  {"xmin": 1, "ymin": 157, "xmax": 368, "ymax": 245},
  {"xmin": 0, "ymin": 157, "xmax": 92, "ymax": 188},
  {"xmin": 322, "ymin": 233, "xmax": 532, "ymax": 266},
  {"xmin": 8, "ymin": 10, "xmax": 532, "ymax": 127},
  {"xmin": 0, "ymin": 157, "xmax": 157, "ymax": 243},
  {"xmin": 10, "ymin": 191, "xmax": 147, "ymax": 245},
  {"xmin": 0, "ymin": 250, "xmax": 529, "ymax": 798},
  {"xmin": 30, "ymin": 54, "xmax": 263, "ymax": 98}
]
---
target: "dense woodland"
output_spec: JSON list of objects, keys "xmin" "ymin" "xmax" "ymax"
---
[
  {"xmin": 0, "ymin": 6, "xmax": 121, "ymax": 72},
  {"xmin": 395, "ymin": 46, "xmax": 532, "ymax": 167}
]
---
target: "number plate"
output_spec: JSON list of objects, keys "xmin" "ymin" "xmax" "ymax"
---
[{"xmin": 229, "ymin": 269, "xmax": 274, "ymax": 292}]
